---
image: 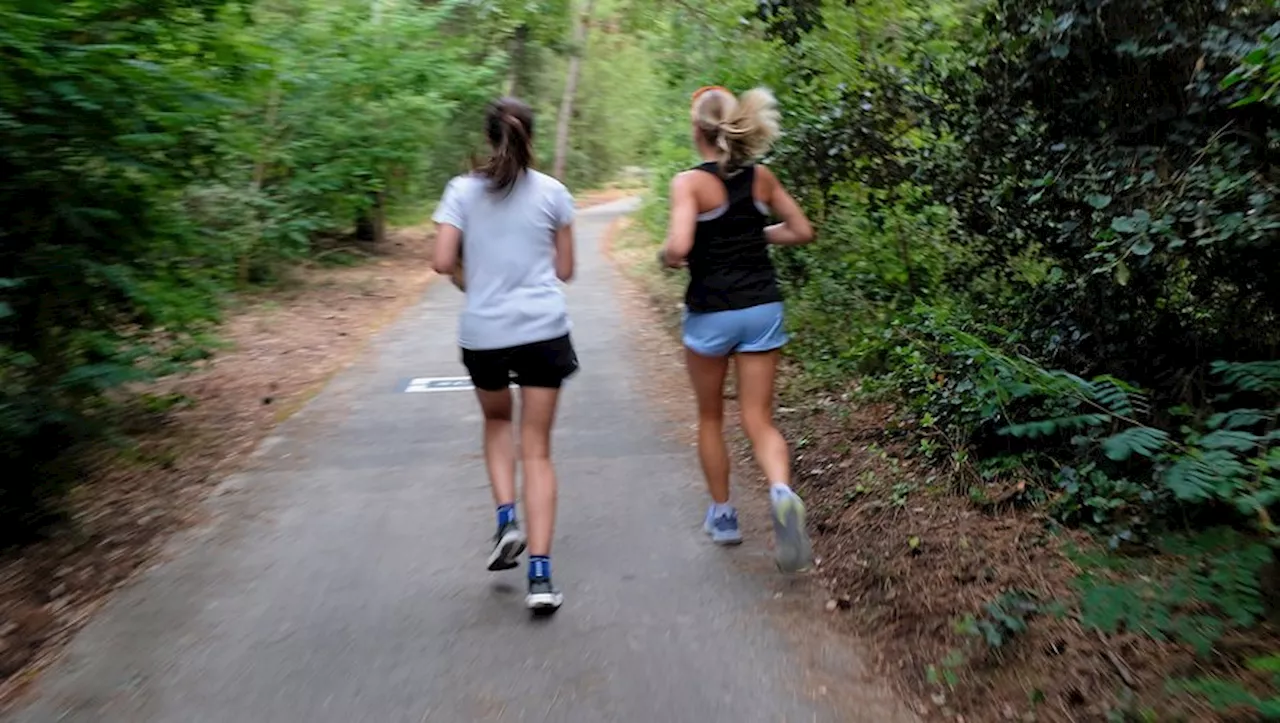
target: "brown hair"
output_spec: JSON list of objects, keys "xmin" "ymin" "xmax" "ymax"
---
[
  {"xmin": 477, "ymin": 97, "xmax": 536, "ymax": 194},
  {"xmin": 691, "ymin": 86, "xmax": 781, "ymax": 175}
]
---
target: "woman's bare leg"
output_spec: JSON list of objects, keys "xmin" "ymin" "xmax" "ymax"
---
[
  {"xmin": 519, "ymin": 386, "xmax": 562, "ymax": 557},
  {"xmin": 685, "ymin": 348, "xmax": 731, "ymax": 504},
  {"xmin": 736, "ymin": 350, "xmax": 812, "ymax": 572},
  {"xmin": 734, "ymin": 351, "xmax": 790, "ymax": 486},
  {"xmin": 475, "ymin": 387, "xmax": 525, "ymax": 572},
  {"xmin": 519, "ymin": 385, "xmax": 565, "ymax": 613},
  {"xmin": 475, "ymin": 388, "xmax": 517, "ymax": 507}
]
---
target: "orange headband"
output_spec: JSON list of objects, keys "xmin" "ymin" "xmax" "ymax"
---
[{"xmin": 691, "ymin": 85, "xmax": 729, "ymax": 107}]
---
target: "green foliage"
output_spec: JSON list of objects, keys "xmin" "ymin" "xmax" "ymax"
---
[
  {"xmin": 1, "ymin": 0, "xmax": 672, "ymax": 541},
  {"xmin": 1074, "ymin": 529, "xmax": 1271, "ymax": 656},
  {"xmin": 239, "ymin": 0, "xmax": 500, "ymax": 254},
  {"xmin": 956, "ymin": 590, "xmax": 1042, "ymax": 649},
  {"xmin": 1169, "ymin": 676, "xmax": 1280, "ymax": 719},
  {"xmin": 559, "ymin": 17, "xmax": 663, "ymax": 189},
  {"xmin": 996, "ymin": 357, "xmax": 1280, "ymax": 538},
  {"xmin": 1168, "ymin": 654, "xmax": 1280, "ymax": 719},
  {"xmin": 1052, "ymin": 464, "xmax": 1155, "ymax": 546},
  {"xmin": 926, "ymin": 649, "xmax": 966, "ymax": 690},
  {"xmin": 1, "ymin": 0, "xmax": 245, "ymax": 539}
]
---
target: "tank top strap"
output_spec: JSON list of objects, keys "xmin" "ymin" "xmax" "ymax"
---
[
  {"xmin": 722, "ymin": 165, "xmax": 756, "ymax": 206},
  {"xmin": 689, "ymin": 162, "xmax": 756, "ymax": 206},
  {"xmin": 691, "ymin": 161, "xmax": 720, "ymax": 175}
]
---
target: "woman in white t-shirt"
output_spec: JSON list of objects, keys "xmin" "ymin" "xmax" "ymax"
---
[{"xmin": 432, "ymin": 97, "xmax": 577, "ymax": 615}]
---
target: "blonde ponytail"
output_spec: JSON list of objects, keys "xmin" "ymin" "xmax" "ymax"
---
[{"xmin": 691, "ymin": 86, "xmax": 781, "ymax": 175}]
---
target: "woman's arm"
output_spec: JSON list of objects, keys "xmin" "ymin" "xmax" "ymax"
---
[
  {"xmin": 552, "ymin": 183, "xmax": 576, "ymax": 283},
  {"xmin": 660, "ymin": 172, "xmax": 698, "ymax": 268},
  {"xmin": 433, "ymin": 223, "xmax": 466, "ymax": 290},
  {"xmin": 431, "ymin": 178, "xmax": 467, "ymax": 290},
  {"xmin": 759, "ymin": 166, "xmax": 815, "ymax": 245},
  {"xmin": 554, "ymin": 223, "xmax": 575, "ymax": 282}
]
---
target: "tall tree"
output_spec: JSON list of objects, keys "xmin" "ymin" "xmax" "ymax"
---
[{"xmin": 551, "ymin": 0, "xmax": 595, "ymax": 179}]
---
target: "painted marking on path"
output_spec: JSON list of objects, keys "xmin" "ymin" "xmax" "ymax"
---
[
  {"xmin": 403, "ymin": 377, "xmax": 475, "ymax": 393},
  {"xmin": 401, "ymin": 376, "xmax": 517, "ymax": 393}
]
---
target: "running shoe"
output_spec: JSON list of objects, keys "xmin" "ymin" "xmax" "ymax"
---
[
  {"xmin": 771, "ymin": 489, "xmax": 814, "ymax": 573},
  {"xmin": 526, "ymin": 577, "xmax": 563, "ymax": 615},
  {"xmin": 703, "ymin": 506, "xmax": 744, "ymax": 546},
  {"xmin": 487, "ymin": 520, "xmax": 526, "ymax": 571}
]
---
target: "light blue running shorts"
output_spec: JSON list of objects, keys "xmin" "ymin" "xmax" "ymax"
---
[{"xmin": 681, "ymin": 302, "xmax": 790, "ymax": 357}]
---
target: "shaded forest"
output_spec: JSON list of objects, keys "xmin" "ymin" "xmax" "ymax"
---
[{"xmin": 6, "ymin": 0, "xmax": 1280, "ymax": 719}]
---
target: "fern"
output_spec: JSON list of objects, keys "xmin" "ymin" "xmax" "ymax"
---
[
  {"xmin": 1089, "ymin": 377, "xmax": 1144, "ymax": 417},
  {"xmin": 1208, "ymin": 408, "xmax": 1272, "ymax": 430},
  {"xmin": 1169, "ymin": 653, "xmax": 1280, "ymax": 719},
  {"xmin": 991, "ymin": 355, "xmax": 1280, "ymax": 535},
  {"xmin": 1198, "ymin": 429, "xmax": 1263, "ymax": 452},
  {"xmin": 1077, "ymin": 531, "xmax": 1270, "ymax": 656},
  {"xmin": 1169, "ymin": 678, "xmax": 1280, "ymax": 718},
  {"xmin": 1000, "ymin": 413, "xmax": 1108, "ymax": 438},
  {"xmin": 1254, "ymin": 655, "xmax": 1280, "ymax": 674},
  {"xmin": 1102, "ymin": 427, "xmax": 1171, "ymax": 461},
  {"xmin": 1212, "ymin": 361, "xmax": 1280, "ymax": 394}
]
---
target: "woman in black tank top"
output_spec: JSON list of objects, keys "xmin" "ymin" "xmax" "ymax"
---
[
  {"xmin": 659, "ymin": 85, "xmax": 817, "ymax": 573},
  {"xmin": 683, "ymin": 161, "xmax": 782, "ymax": 312}
]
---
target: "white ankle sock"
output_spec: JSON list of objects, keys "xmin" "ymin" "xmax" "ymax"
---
[
  {"xmin": 769, "ymin": 483, "xmax": 792, "ymax": 501},
  {"xmin": 710, "ymin": 502, "xmax": 734, "ymax": 518}
]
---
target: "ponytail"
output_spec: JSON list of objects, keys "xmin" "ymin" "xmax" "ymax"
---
[
  {"xmin": 691, "ymin": 87, "xmax": 781, "ymax": 175},
  {"xmin": 478, "ymin": 97, "xmax": 536, "ymax": 194}
]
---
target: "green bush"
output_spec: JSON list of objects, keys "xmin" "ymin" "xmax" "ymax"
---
[{"xmin": 0, "ymin": 1, "xmax": 239, "ymax": 540}]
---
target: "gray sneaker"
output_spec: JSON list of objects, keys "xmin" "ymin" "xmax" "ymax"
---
[
  {"xmin": 487, "ymin": 521, "xmax": 526, "ymax": 571},
  {"xmin": 770, "ymin": 489, "xmax": 813, "ymax": 572},
  {"xmin": 703, "ymin": 506, "xmax": 743, "ymax": 546},
  {"xmin": 526, "ymin": 578, "xmax": 563, "ymax": 616}
]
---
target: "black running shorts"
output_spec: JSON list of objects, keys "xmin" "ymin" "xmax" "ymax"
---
[{"xmin": 461, "ymin": 334, "xmax": 579, "ymax": 392}]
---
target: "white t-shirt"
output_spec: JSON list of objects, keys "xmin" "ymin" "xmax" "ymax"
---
[{"xmin": 432, "ymin": 170, "xmax": 576, "ymax": 351}]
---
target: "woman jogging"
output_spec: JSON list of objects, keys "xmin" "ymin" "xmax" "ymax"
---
[
  {"xmin": 432, "ymin": 97, "xmax": 578, "ymax": 614},
  {"xmin": 659, "ymin": 85, "xmax": 816, "ymax": 573}
]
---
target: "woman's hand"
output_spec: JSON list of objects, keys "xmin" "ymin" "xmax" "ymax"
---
[
  {"xmin": 433, "ymin": 222, "xmax": 467, "ymax": 289},
  {"xmin": 764, "ymin": 222, "xmax": 811, "ymax": 245},
  {"xmin": 657, "ymin": 248, "xmax": 687, "ymax": 270}
]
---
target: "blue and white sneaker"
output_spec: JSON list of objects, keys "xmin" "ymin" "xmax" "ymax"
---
[
  {"xmin": 526, "ymin": 577, "xmax": 563, "ymax": 616},
  {"xmin": 770, "ymin": 487, "xmax": 813, "ymax": 572},
  {"xmin": 703, "ymin": 505, "xmax": 743, "ymax": 546},
  {"xmin": 487, "ymin": 521, "xmax": 526, "ymax": 571}
]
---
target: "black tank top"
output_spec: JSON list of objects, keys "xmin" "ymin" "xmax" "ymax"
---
[{"xmin": 684, "ymin": 162, "xmax": 783, "ymax": 313}]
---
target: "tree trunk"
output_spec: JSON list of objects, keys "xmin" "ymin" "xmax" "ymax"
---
[
  {"xmin": 551, "ymin": 0, "xmax": 595, "ymax": 180},
  {"xmin": 360, "ymin": 0, "xmax": 389, "ymax": 249},
  {"xmin": 505, "ymin": 24, "xmax": 529, "ymax": 97},
  {"xmin": 355, "ymin": 192, "xmax": 386, "ymax": 248}
]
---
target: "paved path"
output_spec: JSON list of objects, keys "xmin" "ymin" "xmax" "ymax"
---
[{"xmin": 5, "ymin": 199, "xmax": 909, "ymax": 723}]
